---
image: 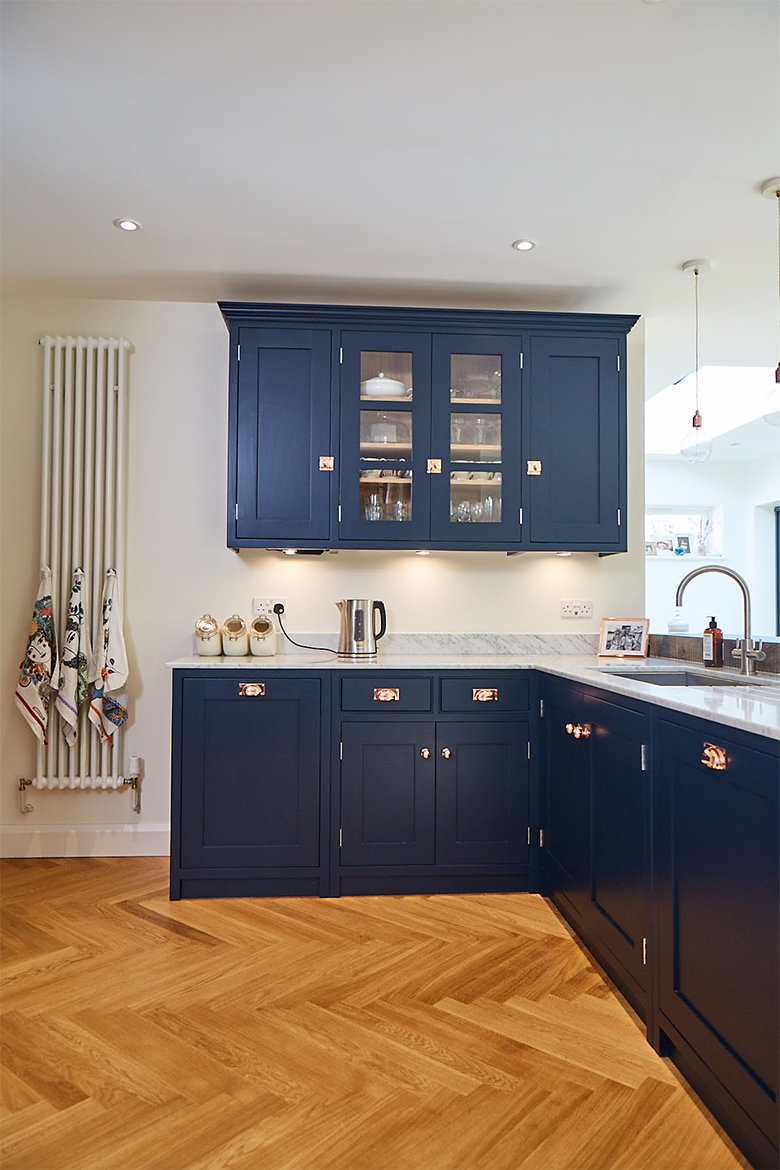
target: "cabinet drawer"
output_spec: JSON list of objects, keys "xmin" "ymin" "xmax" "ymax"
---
[
  {"xmin": 440, "ymin": 676, "xmax": 529, "ymax": 713},
  {"xmin": 341, "ymin": 677, "xmax": 432, "ymax": 712}
]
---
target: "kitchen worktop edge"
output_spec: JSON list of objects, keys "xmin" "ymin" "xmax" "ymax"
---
[{"xmin": 167, "ymin": 654, "xmax": 780, "ymax": 740}]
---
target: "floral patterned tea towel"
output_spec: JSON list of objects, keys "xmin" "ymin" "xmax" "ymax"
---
[
  {"xmin": 55, "ymin": 570, "xmax": 92, "ymax": 746},
  {"xmin": 15, "ymin": 567, "xmax": 57, "ymax": 745},
  {"xmin": 89, "ymin": 570, "xmax": 129, "ymax": 745}
]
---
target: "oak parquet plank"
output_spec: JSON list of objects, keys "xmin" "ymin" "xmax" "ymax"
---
[{"xmin": 1, "ymin": 860, "xmax": 747, "ymax": 1170}]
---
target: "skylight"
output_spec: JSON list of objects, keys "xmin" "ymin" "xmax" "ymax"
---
[{"xmin": 645, "ymin": 367, "xmax": 777, "ymax": 455}]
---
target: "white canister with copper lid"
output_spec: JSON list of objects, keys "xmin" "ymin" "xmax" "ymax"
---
[
  {"xmin": 250, "ymin": 614, "xmax": 277, "ymax": 656},
  {"xmin": 222, "ymin": 614, "xmax": 249, "ymax": 656},
  {"xmin": 195, "ymin": 614, "xmax": 222, "ymax": 656}
]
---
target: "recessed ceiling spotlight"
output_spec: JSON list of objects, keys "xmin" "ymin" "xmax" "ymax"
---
[
  {"xmin": 511, "ymin": 239, "xmax": 536, "ymax": 252},
  {"xmin": 113, "ymin": 218, "xmax": 141, "ymax": 232}
]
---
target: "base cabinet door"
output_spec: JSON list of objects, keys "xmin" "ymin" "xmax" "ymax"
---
[
  {"xmin": 542, "ymin": 681, "xmax": 649, "ymax": 1008},
  {"xmin": 656, "ymin": 718, "xmax": 779, "ymax": 1158},
  {"xmin": 436, "ymin": 721, "xmax": 529, "ymax": 866},
  {"xmin": 542, "ymin": 684, "xmax": 591, "ymax": 920},
  {"xmin": 588, "ymin": 696, "xmax": 649, "ymax": 993},
  {"xmin": 340, "ymin": 722, "xmax": 436, "ymax": 865},
  {"xmin": 178, "ymin": 675, "xmax": 322, "ymax": 869}
]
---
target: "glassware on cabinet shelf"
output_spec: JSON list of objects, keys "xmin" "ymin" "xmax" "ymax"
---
[
  {"xmin": 360, "ymin": 410, "xmax": 413, "ymax": 460},
  {"xmin": 449, "ymin": 354, "xmax": 502, "ymax": 403},
  {"xmin": 359, "ymin": 470, "xmax": 413, "ymax": 521},
  {"xmin": 449, "ymin": 472, "xmax": 502, "ymax": 522},
  {"xmin": 450, "ymin": 413, "xmax": 501, "ymax": 462}
]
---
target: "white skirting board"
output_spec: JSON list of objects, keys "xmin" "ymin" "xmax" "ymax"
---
[{"xmin": 1, "ymin": 824, "xmax": 169, "ymax": 858}]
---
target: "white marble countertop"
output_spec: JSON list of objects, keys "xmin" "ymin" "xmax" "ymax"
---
[{"xmin": 167, "ymin": 653, "xmax": 780, "ymax": 741}]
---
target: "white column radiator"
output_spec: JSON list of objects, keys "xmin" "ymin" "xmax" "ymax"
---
[{"xmin": 32, "ymin": 335, "xmax": 134, "ymax": 793}]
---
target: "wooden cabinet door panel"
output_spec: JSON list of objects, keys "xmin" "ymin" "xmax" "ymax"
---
[
  {"xmin": 526, "ymin": 335, "xmax": 621, "ymax": 547},
  {"xmin": 588, "ymin": 696, "xmax": 649, "ymax": 989},
  {"xmin": 340, "ymin": 722, "xmax": 435, "ymax": 865},
  {"xmin": 435, "ymin": 721, "xmax": 529, "ymax": 866},
  {"xmin": 657, "ymin": 719, "xmax": 779, "ymax": 1145},
  {"xmin": 180, "ymin": 676, "xmax": 322, "ymax": 869},
  {"xmin": 235, "ymin": 327, "xmax": 332, "ymax": 542},
  {"xmin": 543, "ymin": 689, "xmax": 591, "ymax": 919}
]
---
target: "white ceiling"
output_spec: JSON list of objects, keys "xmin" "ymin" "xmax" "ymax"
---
[{"xmin": 2, "ymin": 0, "xmax": 779, "ymax": 399}]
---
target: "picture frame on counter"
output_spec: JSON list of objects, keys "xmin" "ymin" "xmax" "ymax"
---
[
  {"xmin": 675, "ymin": 534, "xmax": 692, "ymax": 555},
  {"xmin": 598, "ymin": 618, "xmax": 650, "ymax": 657}
]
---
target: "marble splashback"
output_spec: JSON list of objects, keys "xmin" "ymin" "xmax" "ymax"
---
[{"xmin": 278, "ymin": 631, "xmax": 601, "ymax": 655}]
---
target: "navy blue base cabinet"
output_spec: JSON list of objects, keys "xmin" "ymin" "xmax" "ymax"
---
[
  {"xmin": 334, "ymin": 671, "xmax": 534, "ymax": 896},
  {"xmin": 655, "ymin": 715, "xmax": 779, "ymax": 1169},
  {"xmin": 541, "ymin": 678, "xmax": 650, "ymax": 1018},
  {"xmin": 220, "ymin": 303, "xmax": 638, "ymax": 553},
  {"xmin": 170, "ymin": 671, "xmax": 330, "ymax": 899}
]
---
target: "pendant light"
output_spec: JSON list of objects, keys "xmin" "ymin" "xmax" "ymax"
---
[
  {"xmin": 760, "ymin": 178, "xmax": 780, "ymax": 427},
  {"xmin": 680, "ymin": 260, "xmax": 713, "ymax": 464}
]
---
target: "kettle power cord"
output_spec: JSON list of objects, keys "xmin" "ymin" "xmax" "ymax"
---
[{"xmin": 273, "ymin": 604, "xmax": 338, "ymax": 656}]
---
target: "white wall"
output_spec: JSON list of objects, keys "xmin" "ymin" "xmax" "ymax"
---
[
  {"xmin": 1, "ymin": 296, "xmax": 645, "ymax": 856},
  {"xmin": 645, "ymin": 455, "xmax": 779, "ymax": 636}
]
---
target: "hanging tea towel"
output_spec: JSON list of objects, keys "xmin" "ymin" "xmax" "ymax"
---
[
  {"xmin": 88, "ymin": 570, "xmax": 129, "ymax": 745},
  {"xmin": 54, "ymin": 569, "xmax": 92, "ymax": 746},
  {"xmin": 15, "ymin": 566, "xmax": 57, "ymax": 745}
]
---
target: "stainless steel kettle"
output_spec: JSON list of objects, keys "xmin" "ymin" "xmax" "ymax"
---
[{"xmin": 336, "ymin": 599, "xmax": 387, "ymax": 659}]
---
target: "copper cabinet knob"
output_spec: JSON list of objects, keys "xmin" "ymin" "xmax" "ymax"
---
[
  {"xmin": 420, "ymin": 748, "xmax": 431, "ymax": 759},
  {"xmin": 441, "ymin": 747, "xmax": 451, "ymax": 759}
]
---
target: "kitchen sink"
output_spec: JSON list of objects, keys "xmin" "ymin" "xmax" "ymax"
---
[{"xmin": 597, "ymin": 669, "xmax": 775, "ymax": 687}]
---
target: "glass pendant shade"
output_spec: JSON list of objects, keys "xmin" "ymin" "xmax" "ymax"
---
[{"xmin": 680, "ymin": 410, "xmax": 712, "ymax": 463}]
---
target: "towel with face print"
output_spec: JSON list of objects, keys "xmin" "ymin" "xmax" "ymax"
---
[
  {"xmin": 54, "ymin": 570, "xmax": 93, "ymax": 746},
  {"xmin": 88, "ymin": 570, "xmax": 129, "ymax": 745},
  {"xmin": 15, "ymin": 567, "xmax": 57, "ymax": 745}
]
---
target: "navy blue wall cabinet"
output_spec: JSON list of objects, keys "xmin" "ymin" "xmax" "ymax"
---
[
  {"xmin": 229, "ymin": 327, "xmax": 335, "ymax": 546},
  {"xmin": 334, "ymin": 671, "xmax": 533, "ymax": 895},
  {"xmin": 655, "ymin": 715, "xmax": 779, "ymax": 1169},
  {"xmin": 170, "ymin": 671, "xmax": 330, "ymax": 900},
  {"xmin": 525, "ymin": 336, "xmax": 623, "ymax": 549},
  {"xmin": 540, "ymin": 677, "xmax": 650, "ymax": 1017},
  {"xmin": 219, "ymin": 303, "xmax": 638, "ymax": 552}
]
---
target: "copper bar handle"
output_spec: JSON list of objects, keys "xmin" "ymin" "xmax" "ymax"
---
[
  {"xmin": 374, "ymin": 687, "xmax": 400, "ymax": 701},
  {"xmin": 473, "ymin": 687, "xmax": 498, "ymax": 702},
  {"xmin": 427, "ymin": 459, "xmax": 442, "ymax": 474},
  {"xmin": 441, "ymin": 747, "xmax": 451, "ymax": 759},
  {"xmin": 319, "ymin": 456, "xmax": 334, "ymax": 471},
  {"xmin": 239, "ymin": 683, "xmax": 265, "ymax": 697},
  {"xmin": 527, "ymin": 460, "xmax": 542, "ymax": 476},
  {"xmin": 702, "ymin": 742, "xmax": 727, "ymax": 770}
]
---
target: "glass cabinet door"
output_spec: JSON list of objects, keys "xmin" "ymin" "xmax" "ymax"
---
[
  {"xmin": 339, "ymin": 331, "xmax": 432, "ymax": 540},
  {"xmin": 430, "ymin": 336, "xmax": 523, "ymax": 543}
]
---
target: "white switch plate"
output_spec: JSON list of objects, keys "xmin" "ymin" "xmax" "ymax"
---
[
  {"xmin": 560, "ymin": 599, "xmax": 593, "ymax": 618},
  {"xmin": 252, "ymin": 597, "xmax": 286, "ymax": 618}
]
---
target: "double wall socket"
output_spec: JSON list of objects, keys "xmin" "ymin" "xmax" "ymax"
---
[
  {"xmin": 560, "ymin": 599, "xmax": 593, "ymax": 618},
  {"xmin": 252, "ymin": 597, "xmax": 286, "ymax": 619}
]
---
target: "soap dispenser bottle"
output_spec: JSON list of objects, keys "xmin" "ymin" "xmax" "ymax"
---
[{"xmin": 703, "ymin": 616, "xmax": 723, "ymax": 668}]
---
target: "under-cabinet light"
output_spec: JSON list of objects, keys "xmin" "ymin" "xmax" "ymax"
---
[{"xmin": 414, "ymin": 550, "xmax": 431, "ymax": 556}]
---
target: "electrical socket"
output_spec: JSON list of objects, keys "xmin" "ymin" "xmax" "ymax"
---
[
  {"xmin": 560, "ymin": 599, "xmax": 593, "ymax": 618},
  {"xmin": 252, "ymin": 597, "xmax": 286, "ymax": 619}
]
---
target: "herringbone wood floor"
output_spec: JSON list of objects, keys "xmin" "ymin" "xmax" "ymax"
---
[{"xmin": 1, "ymin": 859, "xmax": 748, "ymax": 1170}]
